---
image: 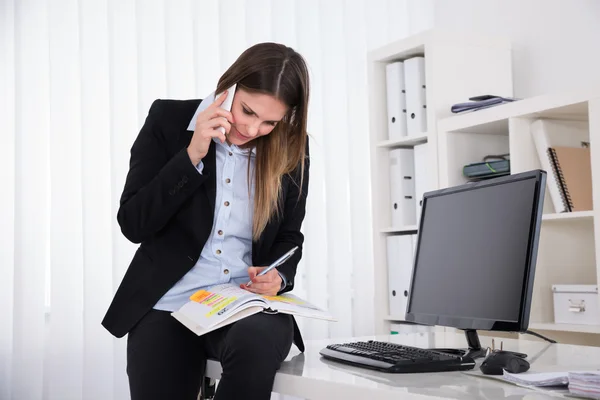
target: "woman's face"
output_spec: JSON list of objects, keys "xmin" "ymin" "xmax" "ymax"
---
[{"xmin": 227, "ymin": 88, "xmax": 288, "ymax": 147}]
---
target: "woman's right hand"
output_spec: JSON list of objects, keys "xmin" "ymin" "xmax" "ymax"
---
[{"xmin": 187, "ymin": 91, "xmax": 234, "ymax": 165}]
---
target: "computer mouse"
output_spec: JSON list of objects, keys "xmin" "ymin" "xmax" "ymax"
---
[{"xmin": 479, "ymin": 351, "xmax": 530, "ymax": 375}]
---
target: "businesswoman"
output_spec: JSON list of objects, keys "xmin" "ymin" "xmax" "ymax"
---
[{"xmin": 101, "ymin": 42, "xmax": 310, "ymax": 400}]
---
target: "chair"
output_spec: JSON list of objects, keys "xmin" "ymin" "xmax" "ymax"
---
[
  {"xmin": 198, "ymin": 376, "xmax": 217, "ymax": 400},
  {"xmin": 198, "ymin": 359, "xmax": 220, "ymax": 400}
]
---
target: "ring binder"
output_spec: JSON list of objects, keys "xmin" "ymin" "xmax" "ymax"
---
[
  {"xmin": 546, "ymin": 146, "xmax": 593, "ymax": 213},
  {"xmin": 530, "ymin": 120, "xmax": 590, "ymax": 213},
  {"xmin": 547, "ymin": 147, "xmax": 572, "ymax": 212}
]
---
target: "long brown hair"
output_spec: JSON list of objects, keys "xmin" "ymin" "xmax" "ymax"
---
[{"xmin": 215, "ymin": 43, "xmax": 310, "ymax": 241}]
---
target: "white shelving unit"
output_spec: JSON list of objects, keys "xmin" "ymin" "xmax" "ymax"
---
[
  {"xmin": 380, "ymin": 226, "xmax": 418, "ymax": 235},
  {"xmin": 437, "ymin": 88, "xmax": 600, "ymax": 342},
  {"xmin": 368, "ymin": 29, "xmax": 514, "ymax": 335}
]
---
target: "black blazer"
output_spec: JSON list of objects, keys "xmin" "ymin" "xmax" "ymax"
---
[{"xmin": 101, "ymin": 99, "xmax": 309, "ymax": 352}]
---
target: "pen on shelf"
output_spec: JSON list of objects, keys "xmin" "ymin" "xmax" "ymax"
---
[{"xmin": 246, "ymin": 246, "xmax": 299, "ymax": 286}]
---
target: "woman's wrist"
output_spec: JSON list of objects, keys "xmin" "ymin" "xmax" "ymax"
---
[{"xmin": 187, "ymin": 147, "xmax": 202, "ymax": 166}]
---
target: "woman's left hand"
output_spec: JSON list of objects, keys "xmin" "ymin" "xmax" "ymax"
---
[{"xmin": 241, "ymin": 267, "xmax": 282, "ymax": 296}]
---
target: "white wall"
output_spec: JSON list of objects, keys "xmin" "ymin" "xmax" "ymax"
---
[
  {"xmin": 433, "ymin": 0, "xmax": 600, "ymax": 98},
  {"xmin": 0, "ymin": 1, "xmax": 434, "ymax": 399}
]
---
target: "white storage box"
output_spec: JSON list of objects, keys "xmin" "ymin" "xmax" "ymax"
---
[{"xmin": 552, "ymin": 284, "xmax": 600, "ymax": 325}]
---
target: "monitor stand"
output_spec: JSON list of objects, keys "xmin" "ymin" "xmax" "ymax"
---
[{"xmin": 429, "ymin": 329, "xmax": 527, "ymax": 360}]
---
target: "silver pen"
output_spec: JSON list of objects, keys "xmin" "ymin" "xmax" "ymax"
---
[{"xmin": 246, "ymin": 246, "xmax": 299, "ymax": 286}]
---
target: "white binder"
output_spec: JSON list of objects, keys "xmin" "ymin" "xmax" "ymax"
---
[
  {"xmin": 413, "ymin": 143, "xmax": 428, "ymax": 223},
  {"xmin": 385, "ymin": 62, "xmax": 407, "ymax": 140},
  {"xmin": 404, "ymin": 56, "xmax": 427, "ymax": 136},
  {"xmin": 389, "ymin": 148, "xmax": 416, "ymax": 227},
  {"xmin": 386, "ymin": 234, "xmax": 415, "ymax": 318}
]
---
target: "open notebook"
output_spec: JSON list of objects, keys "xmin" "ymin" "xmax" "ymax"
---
[{"xmin": 171, "ymin": 283, "xmax": 335, "ymax": 336}]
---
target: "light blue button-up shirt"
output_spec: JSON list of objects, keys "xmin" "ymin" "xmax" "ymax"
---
[
  {"xmin": 154, "ymin": 136, "xmax": 257, "ymax": 312},
  {"xmin": 154, "ymin": 94, "xmax": 285, "ymax": 312}
]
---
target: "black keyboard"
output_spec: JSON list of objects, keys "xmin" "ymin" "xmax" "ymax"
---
[{"xmin": 319, "ymin": 340, "xmax": 476, "ymax": 373}]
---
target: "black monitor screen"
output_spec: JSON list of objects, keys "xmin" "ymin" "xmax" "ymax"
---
[{"xmin": 406, "ymin": 172, "xmax": 544, "ymax": 331}]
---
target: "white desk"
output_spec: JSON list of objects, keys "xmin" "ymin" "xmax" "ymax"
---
[{"xmin": 205, "ymin": 331, "xmax": 600, "ymax": 399}]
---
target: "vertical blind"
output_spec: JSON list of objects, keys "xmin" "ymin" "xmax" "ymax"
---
[{"xmin": 0, "ymin": 0, "xmax": 433, "ymax": 398}]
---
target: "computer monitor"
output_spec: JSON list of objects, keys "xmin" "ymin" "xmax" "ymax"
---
[{"xmin": 404, "ymin": 169, "xmax": 547, "ymax": 359}]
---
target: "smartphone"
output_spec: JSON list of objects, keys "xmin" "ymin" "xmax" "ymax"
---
[
  {"xmin": 468, "ymin": 95, "xmax": 497, "ymax": 101},
  {"xmin": 216, "ymin": 84, "xmax": 236, "ymax": 135}
]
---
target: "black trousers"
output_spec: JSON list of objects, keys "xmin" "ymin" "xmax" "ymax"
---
[{"xmin": 126, "ymin": 309, "xmax": 294, "ymax": 400}]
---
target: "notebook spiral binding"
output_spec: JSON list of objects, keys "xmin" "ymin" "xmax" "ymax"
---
[{"xmin": 547, "ymin": 148, "xmax": 573, "ymax": 212}]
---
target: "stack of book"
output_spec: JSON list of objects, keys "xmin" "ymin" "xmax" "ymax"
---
[
  {"xmin": 569, "ymin": 371, "xmax": 600, "ymax": 398},
  {"xmin": 501, "ymin": 370, "xmax": 600, "ymax": 399}
]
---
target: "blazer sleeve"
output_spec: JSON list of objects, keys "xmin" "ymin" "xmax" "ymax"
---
[
  {"xmin": 273, "ymin": 139, "xmax": 310, "ymax": 294},
  {"xmin": 117, "ymin": 99, "xmax": 209, "ymax": 243}
]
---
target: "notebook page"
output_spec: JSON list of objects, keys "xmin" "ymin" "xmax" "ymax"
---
[{"xmin": 552, "ymin": 146, "xmax": 593, "ymax": 212}]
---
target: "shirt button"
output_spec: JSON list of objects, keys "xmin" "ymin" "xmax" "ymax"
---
[
  {"xmin": 218, "ymin": 230, "xmax": 223, "ymax": 236},
  {"xmin": 224, "ymin": 201, "xmax": 230, "ymax": 207},
  {"xmin": 224, "ymin": 269, "xmax": 229, "ymax": 275},
  {"xmin": 216, "ymin": 249, "xmax": 221, "ymax": 255},
  {"xmin": 225, "ymin": 178, "xmax": 231, "ymax": 183},
  {"xmin": 228, "ymin": 152, "xmax": 233, "ymax": 156}
]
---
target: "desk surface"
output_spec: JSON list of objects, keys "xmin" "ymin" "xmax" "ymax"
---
[{"xmin": 207, "ymin": 330, "xmax": 600, "ymax": 399}]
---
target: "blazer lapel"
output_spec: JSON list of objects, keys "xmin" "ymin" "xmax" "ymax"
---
[
  {"xmin": 184, "ymin": 97, "xmax": 218, "ymax": 246},
  {"xmin": 188, "ymin": 140, "xmax": 217, "ymax": 245},
  {"xmin": 202, "ymin": 141, "xmax": 217, "ymax": 213}
]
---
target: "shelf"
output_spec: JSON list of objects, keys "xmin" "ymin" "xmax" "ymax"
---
[
  {"xmin": 380, "ymin": 225, "xmax": 418, "ymax": 234},
  {"xmin": 376, "ymin": 134, "xmax": 428, "ymax": 149},
  {"xmin": 438, "ymin": 88, "xmax": 598, "ymax": 134},
  {"xmin": 368, "ymin": 29, "xmax": 516, "ymax": 337},
  {"xmin": 367, "ymin": 29, "xmax": 510, "ymax": 63},
  {"xmin": 384, "ymin": 315, "xmax": 407, "ymax": 321},
  {"xmin": 529, "ymin": 322, "xmax": 600, "ymax": 334},
  {"xmin": 542, "ymin": 211, "xmax": 594, "ymax": 222}
]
